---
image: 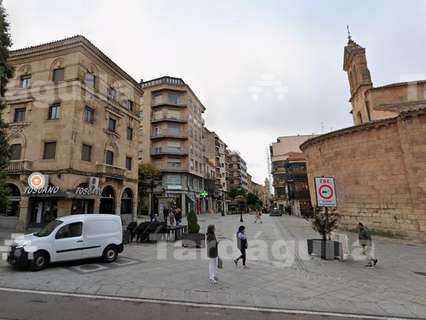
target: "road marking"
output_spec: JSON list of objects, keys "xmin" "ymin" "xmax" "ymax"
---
[{"xmin": 0, "ymin": 286, "xmax": 415, "ymax": 320}]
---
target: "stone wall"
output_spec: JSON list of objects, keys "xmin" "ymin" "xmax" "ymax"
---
[{"xmin": 300, "ymin": 109, "xmax": 426, "ymax": 241}]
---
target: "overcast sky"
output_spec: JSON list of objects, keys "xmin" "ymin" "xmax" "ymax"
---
[{"xmin": 5, "ymin": 0, "xmax": 426, "ymax": 184}]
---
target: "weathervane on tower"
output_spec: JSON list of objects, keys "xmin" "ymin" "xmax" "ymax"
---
[{"xmin": 347, "ymin": 25, "xmax": 352, "ymax": 41}]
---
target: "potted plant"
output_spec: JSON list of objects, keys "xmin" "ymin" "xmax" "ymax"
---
[
  {"xmin": 182, "ymin": 210, "xmax": 205, "ymax": 248},
  {"xmin": 307, "ymin": 207, "xmax": 340, "ymax": 260}
]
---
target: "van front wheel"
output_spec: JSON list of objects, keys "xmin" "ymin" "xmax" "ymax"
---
[
  {"xmin": 30, "ymin": 251, "xmax": 49, "ymax": 271},
  {"xmin": 103, "ymin": 245, "xmax": 118, "ymax": 262}
]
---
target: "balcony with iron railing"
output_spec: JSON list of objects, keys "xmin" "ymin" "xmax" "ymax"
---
[
  {"xmin": 151, "ymin": 115, "xmax": 188, "ymax": 124},
  {"xmin": 272, "ymin": 167, "xmax": 286, "ymax": 174},
  {"xmin": 152, "ymin": 96, "xmax": 187, "ymax": 108},
  {"xmin": 285, "ymin": 173, "xmax": 308, "ymax": 181},
  {"xmin": 96, "ymin": 163, "xmax": 125, "ymax": 179},
  {"xmin": 6, "ymin": 160, "xmax": 33, "ymax": 173},
  {"xmin": 151, "ymin": 147, "xmax": 189, "ymax": 157},
  {"xmin": 151, "ymin": 131, "xmax": 188, "ymax": 140}
]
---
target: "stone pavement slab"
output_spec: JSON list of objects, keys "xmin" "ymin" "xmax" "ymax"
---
[{"xmin": 0, "ymin": 214, "xmax": 425, "ymax": 318}]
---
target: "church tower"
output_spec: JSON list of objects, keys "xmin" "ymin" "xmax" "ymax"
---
[{"xmin": 343, "ymin": 31, "xmax": 373, "ymax": 125}]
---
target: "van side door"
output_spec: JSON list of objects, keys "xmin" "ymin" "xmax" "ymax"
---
[{"xmin": 53, "ymin": 222, "xmax": 84, "ymax": 262}]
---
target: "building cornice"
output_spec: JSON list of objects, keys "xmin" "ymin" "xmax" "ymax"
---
[{"xmin": 10, "ymin": 35, "xmax": 143, "ymax": 94}]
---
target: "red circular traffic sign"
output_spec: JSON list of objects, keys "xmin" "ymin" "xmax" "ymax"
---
[{"xmin": 318, "ymin": 184, "xmax": 334, "ymax": 200}]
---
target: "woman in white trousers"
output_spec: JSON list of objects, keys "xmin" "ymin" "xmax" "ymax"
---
[{"xmin": 206, "ymin": 224, "xmax": 218, "ymax": 283}]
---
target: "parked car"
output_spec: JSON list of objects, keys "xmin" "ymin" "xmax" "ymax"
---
[
  {"xmin": 269, "ymin": 208, "xmax": 283, "ymax": 216},
  {"xmin": 7, "ymin": 214, "xmax": 124, "ymax": 271}
]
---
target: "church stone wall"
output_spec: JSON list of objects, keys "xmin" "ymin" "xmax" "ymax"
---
[{"xmin": 301, "ymin": 109, "xmax": 426, "ymax": 241}]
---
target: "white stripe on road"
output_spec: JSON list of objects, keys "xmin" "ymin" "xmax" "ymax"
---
[{"xmin": 0, "ymin": 286, "xmax": 414, "ymax": 320}]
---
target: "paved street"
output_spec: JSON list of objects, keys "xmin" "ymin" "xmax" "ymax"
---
[
  {"xmin": 0, "ymin": 289, "xmax": 389, "ymax": 320},
  {"xmin": 0, "ymin": 214, "xmax": 425, "ymax": 319}
]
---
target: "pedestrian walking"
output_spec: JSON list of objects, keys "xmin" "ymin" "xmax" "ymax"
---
[
  {"xmin": 206, "ymin": 224, "xmax": 219, "ymax": 283},
  {"xmin": 175, "ymin": 207, "xmax": 182, "ymax": 226},
  {"xmin": 150, "ymin": 211, "xmax": 156, "ymax": 222},
  {"xmin": 358, "ymin": 222, "xmax": 378, "ymax": 268},
  {"xmin": 234, "ymin": 225, "xmax": 248, "ymax": 268},
  {"xmin": 254, "ymin": 210, "xmax": 262, "ymax": 224},
  {"xmin": 163, "ymin": 207, "xmax": 169, "ymax": 226},
  {"xmin": 169, "ymin": 209, "xmax": 175, "ymax": 226}
]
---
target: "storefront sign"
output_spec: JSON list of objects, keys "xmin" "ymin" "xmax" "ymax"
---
[
  {"xmin": 25, "ymin": 172, "xmax": 59, "ymax": 195},
  {"xmin": 75, "ymin": 187, "xmax": 102, "ymax": 196},
  {"xmin": 25, "ymin": 185, "xmax": 59, "ymax": 195}
]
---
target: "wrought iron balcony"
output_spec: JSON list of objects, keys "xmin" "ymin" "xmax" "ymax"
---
[
  {"xmin": 151, "ymin": 116, "xmax": 187, "ymax": 124},
  {"xmin": 151, "ymin": 133, "xmax": 188, "ymax": 140},
  {"xmin": 6, "ymin": 160, "xmax": 33, "ymax": 173},
  {"xmin": 151, "ymin": 148, "xmax": 189, "ymax": 156},
  {"xmin": 96, "ymin": 163, "xmax": 125, "ymax": 179}
]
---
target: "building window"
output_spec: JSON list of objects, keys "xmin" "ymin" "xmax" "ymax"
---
[
  {"xmin": 139, "ymin": 110, "xmax": 143, "ymax": 120},
  {"xmin": 10, "ymin": 144, "xmax": 22, "ymax": 160},
  {"xmin": 20, "ymin": 74, "xmax": 31, "ymax": 88},
  {"xmin": 83, "ymin": 106, "xmax": 94, "ymax": 123},
  {"xmin": 167, "ymin": 159, "xmax": 181, "ymax": 168},
  {"xmin": 108, "ymin": 118, "xmax": 117, "ymax": 132},
  {"xmin": 126, "ymin": 99, "xmax": 134, "ymax": 112},
  {"xmin": 357, "ymin": 111, "xmax": 363, "ymax": 124},
  {"xmin": 48, "ymin": 103, "xmax": 61, "ymax": 120},
  {"xmin": 166, "ymin": 175, "xmax": 181, "ymax": 186},
  {"xmin": 52, "ymin": 68, "xmax": 64, "ymax": 82},
  {"xmin": 107, "ymin": 87, "xmax": 117, "ymax": 101},
  {"xmin": 190, "ymin": 159, "xmax": 194, "ymax": 170},
  {"xmin": 168, "ymin": 93, "xmax": 180, "ymax": 105},
  {"xmin": 127, "ymin": 127, "xmax": 133, "ymax": 140},
  {"xmin": 152, "ymin": 94, "xmax": 162, "ymax": 105},
  {"xmin": 105, "ymin": 150, "xmax": 114, "ymax": 165},
  {"xmin": 13, "ymin": 108, "xmax": 26, "ymax": 123},
  {"xmin": 43, "ymin": 142, "xmax": 56, "ymax": 160},
  {"xmin": 153, "ymin": 126, "xmax": 160, "ymax": 136},
  {"xmin": 81, "ymin": 144, "xmax": 92, "ymax": 162},
  {"xmin": 125, "ymin": 157, "xmax": 132, "ymax": 170},
  {"xmin": 85, "ymin": 72, "xmax": 96, "ymax": 88},
  {"xmin": 168, "ymin": 124, "xmax": 181, "ymax": 135}
]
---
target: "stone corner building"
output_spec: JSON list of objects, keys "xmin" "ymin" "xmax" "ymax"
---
[
  {"xmin": 1, "ymin": 35, "xmax": 142, "ymax": 231},
  {"xmin": 301, "ymin": 37, "xmax": 426, "ymax": 241}
]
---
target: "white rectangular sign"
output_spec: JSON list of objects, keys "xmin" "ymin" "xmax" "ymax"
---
[{"xmin": 314, "ymin": 176, "xmax": 337, "ymax": 207}]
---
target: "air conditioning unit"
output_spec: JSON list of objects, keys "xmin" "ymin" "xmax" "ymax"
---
[{"xmin": 89, "ymin": 177, "xmax": 99, "ymax": 190}]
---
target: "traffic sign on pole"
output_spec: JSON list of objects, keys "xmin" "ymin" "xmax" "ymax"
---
[{"xmin": 315, "ymin": 177, "xmax": 337, "ymax": 207}]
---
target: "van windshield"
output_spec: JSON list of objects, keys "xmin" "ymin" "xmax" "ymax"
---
[{"xmin": 34, "ymin": 220, "xmax": 63, "ymax": 237}]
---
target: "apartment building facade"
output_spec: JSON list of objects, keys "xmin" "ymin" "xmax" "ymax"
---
[
  {"xmin": 270, "ymin": 135, "xmax": 315, "ymax": 215},
  {"xmin": 203, "ymin": 128, "xmax": 228, "ymax": 214},
  {"xmin": 1, "ymin": 36, "xmax": 142, "ymax": 230},
  {"xmin": 139, "ymin": 76, "xmax": 206, "ymax": 215},
  {"xmin": 226, "ymin": 151, "xmax": 248, "ymax": 191}
]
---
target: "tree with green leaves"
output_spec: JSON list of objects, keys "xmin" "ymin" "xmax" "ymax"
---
[
  {"xmin": 138, "ymin": 163, "xmax": 162, "ymax": 215},
  {"xmin": 187, "ymin": 209, "xmax": 200, "ymax": 234},
  {"xmin": 246, "ymin": 192, "xmax": 263, "ymax": 210},
  {"xmin": 0, "ymin": 1, "xmax": 13, "ymax": 211},
  {"xmin": 228, "ymin": 187, "xmax": 246, "ymax": 200}
]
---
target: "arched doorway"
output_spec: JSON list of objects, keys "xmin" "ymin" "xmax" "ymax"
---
[
  {"xmin": 71, "ymin": 183, "xmax": 95, "ymax": 214},
  {"xmin": 0, "ymin": 183, "xmax": 21, "ymax": 216},
  {"xmin": 100, "ymin": 186, "xmax": 115, "ymax": 214},
  {"xmin": 120, "ymin": 188, "xmax": 133, "ymax": 215}
]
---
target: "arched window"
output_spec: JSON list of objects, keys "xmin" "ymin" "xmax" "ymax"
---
[
  {"xmin": 120, "ymin": 188, "xmax": 133, "ymax": 215},
  {"xmin": 357, "ymin": 111, "xmax": 363, "ymax": 124},
  {"xmin": 100, "ymin": 186, "xmax": 115, "ymax": 214}
]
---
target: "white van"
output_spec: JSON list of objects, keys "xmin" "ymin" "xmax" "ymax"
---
[{"xmin": 7, "ymin": 214, "xmax": 124, "ymax": 271}]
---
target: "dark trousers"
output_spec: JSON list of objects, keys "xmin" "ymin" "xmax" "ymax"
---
[{"xmin": 236, "ymin": 248, "xmax": 246, "ymax": 266}]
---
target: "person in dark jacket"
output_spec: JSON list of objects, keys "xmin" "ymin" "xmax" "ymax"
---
[
  {"xmin": 206, "ymin": 224, "xmax": 219, "ymax": 283},
  {"xmin": 234, "ymin": 225, "xmax": 248, "ymax": 268},
  {"xmin": 358, "ymin": 222, "xmax": 378, "ymax": 267}
]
